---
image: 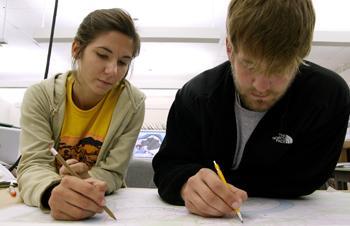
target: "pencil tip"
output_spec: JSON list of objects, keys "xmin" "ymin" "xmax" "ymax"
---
[
  {"xmin": 237, "ymin": 212, "xmax": 244, "ymax": 223},
  {"xmin": 109, "ymin": 213, "xmax": 117, "ymax": 220}
]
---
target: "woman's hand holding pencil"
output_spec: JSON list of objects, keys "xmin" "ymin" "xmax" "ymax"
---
[
  {"xmin": 48, "ymin": 176, "xmax": 108, "ymax": 220},
  {"xmin": 180, "ymin": 167, "xmax": 247, "ymax": 221},
  {"xmin": 59, "ymin": 158, "xmax": 90, "ymax": 179},
  {"xmin": 48, "ymin": 146, "xmax": 116, "ymax": 221}
]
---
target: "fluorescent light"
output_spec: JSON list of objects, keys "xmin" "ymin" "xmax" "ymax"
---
[{"xmin": 314, "ymin": 0, "xmax": 350, "ymax": 31}]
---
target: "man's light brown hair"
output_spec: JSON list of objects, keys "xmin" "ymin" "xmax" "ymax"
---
[{"xmin": 226, "ymin": 0, "xmax": 315, "ymax": 75}]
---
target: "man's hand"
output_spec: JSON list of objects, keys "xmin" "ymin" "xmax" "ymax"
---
[
  {"xmin": 181, "ymin": 168, "xmax": 247, "ymax": 217},
  {"xmin": 59, "ymin": 159, "xmax": 90, "ymax": 179},
  {"xmin": 48, "ymin": 176, "xmax": 107, "ymax": 220}
]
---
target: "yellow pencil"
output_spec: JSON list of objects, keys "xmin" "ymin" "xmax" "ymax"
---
[
  {"xmin": 50, "ymin": 146, "xmax": 117, "ymax": 220},
  {"xmin": 213, "ymin": 161, "xmax": 243, "ymax": 223}
]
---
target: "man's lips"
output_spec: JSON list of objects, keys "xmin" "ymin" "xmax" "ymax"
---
[{"xmin": 251, "ymin": 92, "xmax": 269, "ymax": 99}]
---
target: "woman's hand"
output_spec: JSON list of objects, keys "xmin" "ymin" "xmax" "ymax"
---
[
  {"xmin": 49, "ymin": 176, "xmax": 107, "ymax": 220},
  {"xmin": 59, "ymin": 159, "xmax": 90, "ymax": 179}
]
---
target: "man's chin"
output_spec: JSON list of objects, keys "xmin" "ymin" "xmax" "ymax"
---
[{"xmin": 246, "ymin": 101, "xmax": 273, "ymax": 112}]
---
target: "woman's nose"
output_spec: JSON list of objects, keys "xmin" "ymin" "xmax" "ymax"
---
[{"xmin": 105, "ymin": 61, "xmax": 118, "ymax": 74}]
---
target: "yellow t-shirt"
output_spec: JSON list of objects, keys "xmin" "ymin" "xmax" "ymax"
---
[{"xmin": 57, "ymin": 74, "xmax": 124, "ymax": 169}]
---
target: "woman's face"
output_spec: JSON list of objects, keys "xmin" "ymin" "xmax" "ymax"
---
[{"xmin": 72, "ymin": 31, "xmax": 134, "ymax": 98}]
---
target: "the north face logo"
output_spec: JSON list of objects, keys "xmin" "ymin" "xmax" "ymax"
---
[{"xmin": 272, "ymin": 133, "xmax": 293, "ymax": 144}]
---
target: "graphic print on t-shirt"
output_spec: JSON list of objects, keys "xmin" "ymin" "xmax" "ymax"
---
[{"xmin": 56, "ymin": 136, "xmax": 102, "ymax": 169}]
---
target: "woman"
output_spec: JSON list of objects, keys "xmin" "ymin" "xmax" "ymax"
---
[{"xmin": 17, "ymin": 8, "xmax": 145, "ymax": 220}]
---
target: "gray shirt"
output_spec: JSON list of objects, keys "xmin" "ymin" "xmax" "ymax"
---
[{"xmin": 233, "ymin": 92, "xmax": 266, "ymax": 169}]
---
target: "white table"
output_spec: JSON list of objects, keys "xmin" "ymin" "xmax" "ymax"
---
[{"xmin": 1, "ymin": 188, "xmax": 350, "ymax": 226}]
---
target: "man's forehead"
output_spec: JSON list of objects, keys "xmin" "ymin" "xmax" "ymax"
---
[{"xmin": 236, "ymin": 51, "xmax": 297, "ymax": 75}]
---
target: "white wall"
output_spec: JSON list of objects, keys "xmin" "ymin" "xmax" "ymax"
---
[
  {"xmin": 0, "ymin": 67, "xmax": 349, "ymax": 129},
  {"xmin": 341, "ymin": 69, "xmax": 350, "ymax": 84},
  {"xmin": 0, "ymin": 87, "xmax": 175, "ymax": 129},
  {"xmin": 0, "ymin": 98, "xmax": 12, "ymax": 124},
  {"xmin": 0, "ymin": 89, "xmax": 24, "ymax": 127},
  {"xmin": 143, "ymin": 93, "xmax": 175, "ymax": 129},
  {"xmin": 0, "ymin": 100, "xmax": 21, "ymax": 127}
]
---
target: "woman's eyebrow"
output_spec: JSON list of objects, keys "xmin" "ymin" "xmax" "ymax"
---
[
  {"xmin": 96, "ymin": 46, "xmax": 113, "ymax": 53},
  {"xmin": 97, "ymin": 46, "xmax": 133, "ymax": 59}
]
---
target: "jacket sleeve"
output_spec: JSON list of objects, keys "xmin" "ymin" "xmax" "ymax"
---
[
  {"xmin": 152, "ymin": 88, "xmax": 205, "ymax": 205},
  {"xmin": 17, "ymin": 84, "xmax": 61, "ymax": 209},
  {"xmin": 89, "ymin": 93, "xmax": 146, "ymax": 194}
]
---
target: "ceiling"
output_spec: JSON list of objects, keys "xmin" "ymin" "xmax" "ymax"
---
[{"xmin": 1, "ymin": 0, "xmax": 350, "ymax": 89}]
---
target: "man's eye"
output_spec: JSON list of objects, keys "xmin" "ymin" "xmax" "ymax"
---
[
  {"xmin": 244, "ymin": 64, "xmax": 255, "ymax": 71},
  {"xmin": 240, "ymin": 60, "xmax": 254, "ymax": 70}
]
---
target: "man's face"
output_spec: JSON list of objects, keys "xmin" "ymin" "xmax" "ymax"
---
[{"xmin": 229, "ymin": 49, "xmax": 296, "ymax": 112}]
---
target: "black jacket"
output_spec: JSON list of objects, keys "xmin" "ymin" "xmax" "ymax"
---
[{"xmin": 152, "ymin": 61, "xmax": 350, "ymax": 205}]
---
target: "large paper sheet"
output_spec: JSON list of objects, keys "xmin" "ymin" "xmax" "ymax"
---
[{"xmin": 0, "ymin": 188, "xmax": 349, "ymax": 226}]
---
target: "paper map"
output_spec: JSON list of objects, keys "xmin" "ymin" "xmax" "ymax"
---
[{"xmin": 0, "ymin": 188, "xmax": 349, "ymax": 226}]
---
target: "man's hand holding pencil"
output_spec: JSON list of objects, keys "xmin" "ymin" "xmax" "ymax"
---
[{"xmin": 180, "ymin": 167, "xmax": 247, "ymax": 221}]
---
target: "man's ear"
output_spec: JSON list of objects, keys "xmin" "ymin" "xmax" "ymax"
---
[
  {"xmin": 71, "ymin": 40, "xmax": 80, "ymax": 59},
  {"xmin": 226, "ymin": 37, "xmax": 233, "ymax": 59}
]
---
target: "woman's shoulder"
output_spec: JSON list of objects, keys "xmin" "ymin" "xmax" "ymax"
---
[
  {"xmin": 27, "ymin": 71, "xmax": 68, "ymax": 90},
  {"xmin": 122, "ymin": 80, "xmax": 146, "ymax": 109},
  {"xmin": 23, "ymin": 71, "xmax": 69, "ymax": 105}
]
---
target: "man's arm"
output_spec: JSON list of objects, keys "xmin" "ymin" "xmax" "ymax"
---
[
  {"xmin": 153, "ymin": 86, "xmax": 248, "ymax": 214},
  {"xmin": 286, "ymin": 103, "xmax": 350, "ymax": 196},
  {"xmin": 152, "ymin": 88, "xmax": 204, "ymax": 205}
]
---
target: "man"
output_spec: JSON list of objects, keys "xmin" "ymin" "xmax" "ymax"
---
[{"xmin": 152, "ymin": 0, "xmax": 350, "ymax": 218}]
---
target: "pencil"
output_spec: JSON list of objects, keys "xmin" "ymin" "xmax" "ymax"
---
[
  {"xmin": 8, "ymin": 181, "xmax": 17, "ymax": 197},
  {"xmin": 50, "ymin": 147, "xmax": 117, "ymax": 220},
  {"xmin": 213, "ymin": 161, "xmax": 243, "ymax": 223}
]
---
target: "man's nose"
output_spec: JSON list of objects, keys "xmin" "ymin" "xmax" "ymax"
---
[{"xmin": 252, "ymin": 74, "xmax": 271, "ymax": 93}]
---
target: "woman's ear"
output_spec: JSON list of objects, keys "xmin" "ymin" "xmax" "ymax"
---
[{"xmin": 71, "ymin": 40, "xmax": 80, "ymax": 59}]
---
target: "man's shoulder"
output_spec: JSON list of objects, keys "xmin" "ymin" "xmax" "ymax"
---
[
  {"xmin": 298, "ymin": 61, "xmax": 347, "ymax": 87},
  {"xmin": 180, "ymin": 61, "xmax": 232, "ymax": 98},
  {"xmin": 293, "ymin": 61, "xmax": 349, "ymax": 106}
]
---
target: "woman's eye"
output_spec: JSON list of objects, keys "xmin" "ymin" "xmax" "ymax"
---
[
  {"xmin": 96, "ymin": 53, "xmax": 108, "ymax": 59},
  {"xmin": 118, "ymin": 61, "xmax": 127, "ymax": 66}
]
